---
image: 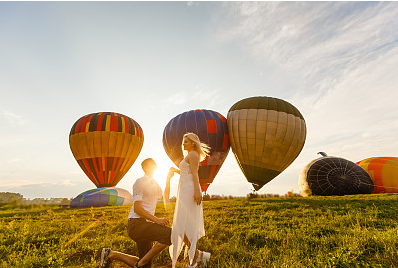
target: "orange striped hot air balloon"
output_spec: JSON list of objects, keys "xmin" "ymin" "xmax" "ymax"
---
[
  {"xmin": 69, "ymin": 112, "xmax": 144, "ymax": 188},
  {"xmin": 357, "ymin": 157, "xmax": 398, "ymax": 194}
]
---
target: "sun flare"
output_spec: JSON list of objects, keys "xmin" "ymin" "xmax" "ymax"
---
[{"xmin": 153, "ymin": 155, "xmax": 177, "ymax": 189}]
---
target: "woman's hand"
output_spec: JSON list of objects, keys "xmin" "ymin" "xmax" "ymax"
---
[
  {"xmin": 194, "ymin": 188, "xmax": 202, "ymax": 205},
  {"xmin": 166, "ymin": 170, "xmax": 174, "ymax": 180}
]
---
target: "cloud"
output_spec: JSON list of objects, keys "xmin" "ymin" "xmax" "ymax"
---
[
  {"xmin": 161, "ymin": 92, "xmax": 187, "ymax": 106},
  {"xmin": 299, "ymin": 44, "xmax": 398, "ymax": 140},
  {"xmin": 187, "ymin": 1, "xmax": 199, "ymax": 8},
  {"xmin": 209, "ymin": 2, "xmax": 398, "ymax": 194},
  {"xmin": 58, "ymin": 180, "xmax": 77, "ymax": 186},
  {"xmin": 215, "ymin": 2, "xmax": 398, "ymax": 156},
  {"xmin": 7, "ymin": 158, "xmax": 21, "ymax": 164},
  {"xmin": 160, "ymin": 88, "xmax": 224, "ymax": 110},
  {"xmin": 192, "ymin": 88, "xmax": 224, "ymax": 109},
  {"xmin": 1, "ymin": 109, "xmax": 25, "ymax": 127},
  {"xmin": 216, "ymin": 2, "xmax": 398, "ymax": 82},
  {"xmin": 4, "ymin": 180, "xmax": 90, "ymax": 199}
]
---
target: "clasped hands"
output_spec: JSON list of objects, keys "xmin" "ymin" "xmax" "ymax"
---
[{"xmin": 166, "ymin": 167, "xmax": 179, "ymax": 179}]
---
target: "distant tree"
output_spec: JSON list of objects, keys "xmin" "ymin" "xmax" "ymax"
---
[
  {"xmin": 247, "ymin": 193, "xmax": 259, "ymax": 199},
  {"xmin": 203, "ymin": 194, "xmax": 211, "ymax": 201},
  {"xmin": 0, "ymin": 192, "xmax": 23, "ymax": 203},
  {"xmin": 210, "ymin": 195, "xmax": 223, "ymax": 200},
  {"xmin": 60, "ymin": 198, "xmax": 72, "ymax": 206}
]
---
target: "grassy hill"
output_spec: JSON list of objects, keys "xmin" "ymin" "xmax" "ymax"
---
[{"xmin": 1, "ymin": 194, "xmax": 397, "ymax": 267}]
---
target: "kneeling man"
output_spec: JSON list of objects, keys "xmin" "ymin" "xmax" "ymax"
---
[{"xmin": 99, "ymin": 158, "xmax": 173, "ymax": 268}]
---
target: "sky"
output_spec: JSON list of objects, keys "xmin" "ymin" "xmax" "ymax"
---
[{"xmin": 1, "ymin": 2, "xmax": 398, "ymax": 199}]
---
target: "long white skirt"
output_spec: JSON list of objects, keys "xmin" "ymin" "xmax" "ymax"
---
[{"xmin": 169, "ymin": 178, "xmax": 205, "ymax": 267}]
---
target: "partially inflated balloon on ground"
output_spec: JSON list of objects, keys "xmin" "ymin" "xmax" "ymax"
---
[
  {"xmin": 357, "ymin": 157, "xmax": 398, "ymax": 193},
  {"xmin": 227, "ymin": 96, "xmax": 306, "ymax": 190},
  {"xmin": 163, "ymin": 109, "xmax": 230, "ymax": 192},
  {"xmin": 69, "ymin": 112, "xmax": 144, "ymax": 188},
  {"xmin": 299, "ymin": 156, "xmax": 374, "ymax": 196},
  {"xmin": 70, "ymin": 187, "xmax": 133, "ymax": 208}
]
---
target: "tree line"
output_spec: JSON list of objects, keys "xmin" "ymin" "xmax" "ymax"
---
[{"xmin": 0, "ymin": 192, "xmax": 72, "ymax": 205}]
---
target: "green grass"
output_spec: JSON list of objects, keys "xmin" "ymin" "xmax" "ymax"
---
[{"xmin": 1, "ymin": 194, "xmax": 397, "ymax": 267}]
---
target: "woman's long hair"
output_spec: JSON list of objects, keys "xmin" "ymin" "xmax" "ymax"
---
[{"xmin": 182, "ymin": 132, "xmax": 211, "ymax": 162}]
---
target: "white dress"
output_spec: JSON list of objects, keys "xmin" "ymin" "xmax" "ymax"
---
[{"xmin": 169, "ymin": 159, "xmax": 205, "ymax": 267}]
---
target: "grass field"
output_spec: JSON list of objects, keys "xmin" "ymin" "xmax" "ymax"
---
[{"xmin": 1, "ymin": 194, "xmax": 397, "ymax": 267}]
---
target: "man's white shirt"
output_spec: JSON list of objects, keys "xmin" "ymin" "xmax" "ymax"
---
[{"xmin": 128, "ymin": 174, "xmax": 163, "ymax": 220}]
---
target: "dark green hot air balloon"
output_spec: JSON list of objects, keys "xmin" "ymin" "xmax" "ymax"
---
[{"xmin": 227, "ymin": 96, "xmax": 306, "ymax": 190}]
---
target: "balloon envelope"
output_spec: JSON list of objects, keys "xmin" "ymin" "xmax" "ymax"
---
[
  {"xmin": 227, "ymin": 96, "xmax": 306, "ymax": 190},
  {"xmin": 299, "ymin": 157, "xmax": 374, "ymax": 196},
  {"xmin": 69, "ymin": 112, "xmax": 144, "ymax": 188},
  {"xmin": 163, "ymin": 109, "xmax": 230, "ymax": 192},
  {"xmin": 70, "ymin": 187, "xmax": 133, "ymax": 208},
  {"xmin": 357, "ymin": 157, "xmax": 398, "ymax": 193}
]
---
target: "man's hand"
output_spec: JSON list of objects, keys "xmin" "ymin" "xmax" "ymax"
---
[
  {"xmin": 155, "ymin": 217, "xmax": 170, "ymax": 226},
  {"xmin": 169, "ymin": 167, "xmax": 179, "ymax": 173}
]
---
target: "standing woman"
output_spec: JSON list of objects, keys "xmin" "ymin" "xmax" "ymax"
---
[{"xmin": 169, "ymin": 133, "xmax": 211, "ymax": 268}]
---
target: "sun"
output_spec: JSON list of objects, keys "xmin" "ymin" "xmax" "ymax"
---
[{"xmin": 153, "ymin": 155, "xmax": 176, "ymax": 189}]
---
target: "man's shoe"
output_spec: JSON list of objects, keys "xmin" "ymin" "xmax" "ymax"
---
[
  {"xmin": 99, "ymin": 248, "xmax": 112, "ymax": 268},
  {"xmin": 198, "ymin": 251, "xmax": 211, "ymax": 268},
  {"xmin": 133, "ymin": 259, "xmax": 144, "ymax": 268},
  {"xmin": 187, "ymin": 262, "xmax": 198, "ymax": 268}
]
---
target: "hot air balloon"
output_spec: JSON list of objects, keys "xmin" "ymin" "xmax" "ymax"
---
[
  {"xmin": 299, "ymin": 156, "xmax": 374, "ymax": 196},
  {"xmin": 69, "ymin": 112, "xmax": 144, "ymax": 188},
  {"xmin": 227, "ymin": 96, "xmax": 306, "ymax": 190},
  {"xmin": 357, "ymin": 157, "xmax": 398, "ymax": 193},
  {"xmin": 70, "ymin": 187, "xmax": 133, "ymax": 208},
  {"xmin": 163, "ymin": 109, "xmax": 230, "ymax": 192}
]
